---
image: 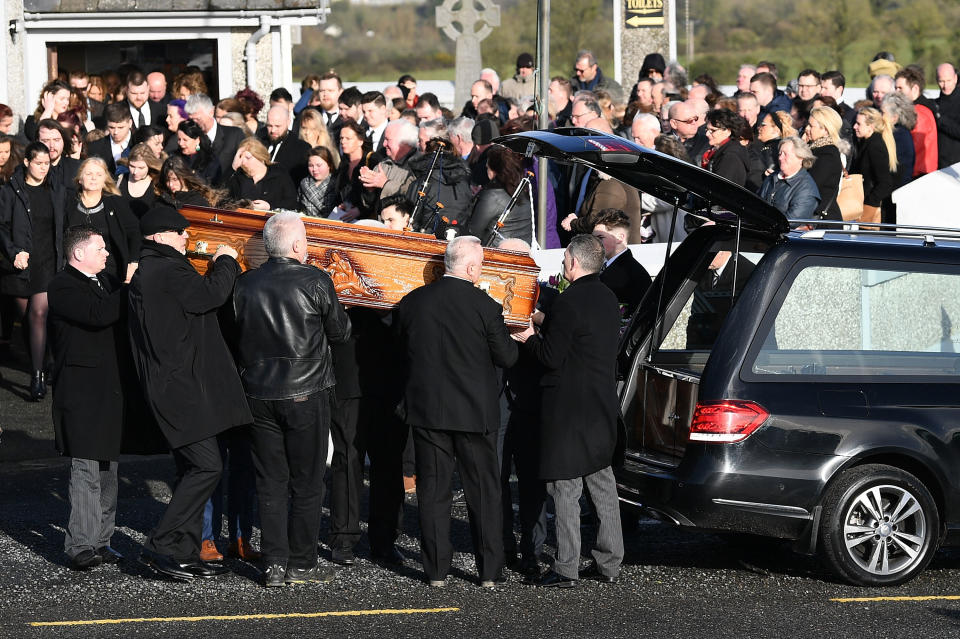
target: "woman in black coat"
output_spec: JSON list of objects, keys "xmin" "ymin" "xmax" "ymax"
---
[
  {"xmin": 467, "ymin": 145, "xmax": 533, "ymax": 246},
  {"xmin": 334, "ymin": 119, "xmax": 381, "ymax": 221},
  {"xmin": 174, "ymin": 119, "xmax": 222, "ymax": 186},
  {"xmin": 0, "ymin": 141, "xmax": 67, "ymax": 399},
  {"xmin": 156, "ymin": 155, "xmax": 223, "ymax": 209},
  {"xmin": 851, "ymin": 107, "xmax": 897, "ymax": 224},
  {"xmin": 68, "ymin": 157, "xmax": 141, "ymax": 283},
  {"xmin": 701, "ymin": 109, "xmax": 751, "ymax": 188},
  {"xmin": 225, "ymin": 138, "xmax": 298, "ymax": 211},
  {"xmin": 804, "ymin": 106, "xmax": 844, "ymax": 221}
]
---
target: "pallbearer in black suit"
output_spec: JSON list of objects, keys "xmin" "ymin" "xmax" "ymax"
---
[
  {"xmin": 514, "ymin": 234, "xmax": 624, "ymax": 588},
  {"xmin": 590, "ymin": 208, "xmax": 651, "ymax": 317},
  {"xmin": 48, "ymin": 226, "xmax": 127, "ymax": 570},
  {"xmin": 394, "ymin": 236, "xmax": 519, "ymax": 587}
]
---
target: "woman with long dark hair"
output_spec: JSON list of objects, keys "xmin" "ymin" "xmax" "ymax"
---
[
  {"xmin": 156, "ymin": 155, "xmax": 224, "ymax": 208},
  {"xmin": 467, "ymin": 145, "xmax": 533, "ymax": 245},
  {"xmin": 335, "ymin": 119, "xmax": 380, "ymax": 221},
  {"xmin": 0, "ymin": 142, "xmax": 67, "ymax": 399},
  {"xmin": 68, "ymin": 157, "xmax": 140, "ymax": 283},
  {"xmin": 175, "ymin": 119, "xmax": 221, "ymax": 185}
]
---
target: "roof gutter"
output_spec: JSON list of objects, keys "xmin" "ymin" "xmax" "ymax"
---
[
  {"xmin": 245, "ymin": 14, "xmax": 272, "ymax": 91},
  {"xmin": 22, "ymin": 9, "xmax": 323, "ymax": 21}
]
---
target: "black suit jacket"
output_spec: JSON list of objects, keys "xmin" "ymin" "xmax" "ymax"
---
[
  {"xmin": 266, "ymin": 134, "xmax": 311, "ymax": 184},
  {"xmin": 86, "ymin": 136, "xmax": 131, "ymax": 176},
  {"xmin": 395, "ymin": 275, "xmax": 518, "ymax": 433},
  {"xmin": 600, "ymin": 249, "xmax": 652, "ymax": 317},
  {"xmin": 123, "ymin": 99, "xmax": 165, "ymax": 129},
  {"xmin": 525, "ymin": 273, "xmax": 621, "ymax": 480},
  {"xmin": 211, "ymin": 124, "xmax": 247, "ymax": 185},
  {"xmin": 48, "ymin": 266, "xmax": 127, "ymax": 461}
]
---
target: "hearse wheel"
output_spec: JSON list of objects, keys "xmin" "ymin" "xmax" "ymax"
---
[{"xmin": 819, "ymin": 464, "xmax": 939, "ymax": 586}]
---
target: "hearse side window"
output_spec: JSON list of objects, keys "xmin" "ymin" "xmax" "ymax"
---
[
  {"xmin": 658, "ymin": 251, "xmax": 762, "ymax": 352},
  {"xmin": 751, "ymin": 265, "xmax": 960, "ymax": 377}
]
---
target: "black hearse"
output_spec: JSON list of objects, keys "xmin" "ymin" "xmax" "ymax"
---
[{"xmin": 499, "ymin": 129, "xmax": 960, "ymax": 586}]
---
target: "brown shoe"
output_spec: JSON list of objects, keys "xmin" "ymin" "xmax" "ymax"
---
[
  {"xmin": 403, "ymin": 475, "xmax": 417, "ymax": 494},
  {"xmin": 227, "ymin": 537, "xmax": 262, "ymax": 561},
  {"xmin": 199, "ymin": 540, "xmax": 223, "ymax": 562}
]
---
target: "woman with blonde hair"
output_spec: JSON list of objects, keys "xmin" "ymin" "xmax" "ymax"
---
[
  {"xmin": 298, "ymin": 108, "xmax": 340, "ymax": 169},
  {"xmin": 803, "ymin": 106, "xmax": 845, "ymax": 221},
  {"xmin": 225, "ymin": 138, "xmax": 298, "ymax": 211},
  {"xmin": 852, "ymin": 106, "xmax": 897, "ymax": 224},
  {"xmin": 68, "ymin": 156, "xmax": 140, "ymax": 283}
]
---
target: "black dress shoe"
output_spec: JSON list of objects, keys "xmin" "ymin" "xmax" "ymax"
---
[
  {"xmin": 370, "ymin": 546, "xmax": 405, "ymax": 566},
  {"xmin": 182, "ymin": 560, "xmax": 230, "ymax": 578},
  {"xmin": 97, "ymin": 546, "xmax": 123, "ymax": 564},
  {"xmin": 581, "ymin": 564, "xmax": 619, "ymax": 583},
  {"xmin": 330, "ymin": 548, "xmax": 356, "ymax": 566},
  {"xmin": 518, "ymin": 556, "xmax": 541, "ymax": 580},
  {"xmin": 535, "ymin": 570, "xmax": 577, "ymax": 588},
  {"xmin": 70, "ymin": 548, "xmax": 103, "ymax": 571},
  {"xmin": 29, "ymin": 370, "xmax": 45, "ymax": 401},
  {"xmin": 139, "ymin": 551, "xmax": 195, "ymax": 581},
  {"xmin": 285, "ymin": 563, "xmax": 336, "ymax": 584}
]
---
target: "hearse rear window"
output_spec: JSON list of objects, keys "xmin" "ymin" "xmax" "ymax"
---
[{"xmin": 750, "ymin": 265, "xmax": 960, "ymax": 377}]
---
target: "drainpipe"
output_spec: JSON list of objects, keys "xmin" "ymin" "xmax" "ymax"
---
[{"xmin": 245, "ymin": 14, "xmax": 272, "ymax": 90}]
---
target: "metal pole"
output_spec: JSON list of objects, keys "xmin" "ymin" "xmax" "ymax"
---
[
  {"xmin": 613, "ymin": 0, "xmax": 622, "ymax": 85},
  {"xmin": 667, "ymin": 0, "xmax": 677, "ymax": 63},
  {"xmin": 536, "ymin": 0, "xmax": 550, "ymax": 249}
]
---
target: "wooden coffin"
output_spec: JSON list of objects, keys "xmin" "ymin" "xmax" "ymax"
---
[{"xmin": 179, "ymin": 204, "xmax": 539, "ymax": 328}]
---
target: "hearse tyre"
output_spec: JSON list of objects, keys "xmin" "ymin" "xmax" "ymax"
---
[{"xmin": 819, "ymin": 464, "xmax": 940, "ymax": 586}]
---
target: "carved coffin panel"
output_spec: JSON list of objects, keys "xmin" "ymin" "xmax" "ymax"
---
[{"xmin": 179, "ymin": 205, "xmax": 539, "ymax": 328}]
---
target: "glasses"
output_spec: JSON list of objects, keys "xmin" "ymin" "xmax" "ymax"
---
[
  {"xmin": 705, "ymin": 126, "xmax": 723, "ymax": 134},
  {"xmin": 671, "ymin": 116, "xmax": 699, "ymax": 125},
  {"xmin": 162, "ymin": 229, "xmax": 187, "ymax": 236},
  {"xmin": 574, "ymin": 66, "xmax": 591, "ymax": 75},
  {"xmin": 571, "ymin": 111, "xmax": 590, "ymax": 120}
]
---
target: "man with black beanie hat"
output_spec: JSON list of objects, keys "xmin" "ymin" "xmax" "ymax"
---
[
  {"xmin": 128, "ymin": 205, "xmax": 252, "ymax": 581},
  {"xmin": 501, "ymin": 52, "xmax": 537, "ymax": 104}
]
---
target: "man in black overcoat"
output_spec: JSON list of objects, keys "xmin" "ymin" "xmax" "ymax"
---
[
  {"xmin": 394, "ymin": 235, "xmax": 518, "ymax": 587},
  {"xmin": 48, "ymin": 226, "xmax": 127, "ymax": 571},
  {"xmin": 127, "ymin": 205, "xmax": 251, "ymax": 581},
  {"xmin": 514, "ymin": 234, "xmax": 624, "ymax": 588}
]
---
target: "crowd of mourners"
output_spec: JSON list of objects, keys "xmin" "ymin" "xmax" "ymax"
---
[{"xmin": 3, "ymin": 45, "xmax": 960, "ymax": 589}]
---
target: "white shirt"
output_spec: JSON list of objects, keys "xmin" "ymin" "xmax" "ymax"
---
[
  {"xmin": 129, "ymin": 102, "xmax": 150, "ymax": 126},
  {"xmin": 206, "ymin": 121, "xmax": 218, "ymax": 144},
  {"xmin": 368, "ymin": 120, "xmax": 388, "ymax": 150},
  {"xmin": 110, "ymin": 133, "xmax": 132, "ymax": 163}
]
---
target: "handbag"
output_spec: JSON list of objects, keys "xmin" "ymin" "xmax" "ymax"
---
[{"xmin": 837, "ymin": 173, "xmax": 864, "ymax": 222}]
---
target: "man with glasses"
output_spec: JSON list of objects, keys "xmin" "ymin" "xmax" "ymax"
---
[
  {"xmin": 570, "ymin": 96, "xmax": 602, "ymax": 129},
  {"xmin": 796, "ymin": 69, "xmax": 821, "ymax": 102},
  {"xmin": 669, "ymin": 100, "xmax": 708, "ymax": 163},
  {"xmin": 570, "ymin": 49, "xmax": 623, "ymax": 103},
  {"xmin": 69, "ymin": 70, "xmax": 104, "ymax": 123},
  {"xmin": 128, "ymin": 205, "xmax": 250, "ymax": 582}
]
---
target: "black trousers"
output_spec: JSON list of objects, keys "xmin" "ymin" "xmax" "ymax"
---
[
  {"xmin": 500, "ymin": 409, "xmax": 547, "ymax": 561},
  {"xmin": 329, "ymin": 396, "xmax": 407, "ymax": 554},
  {"xmin": 145, "ymin": 436, "xmax": 222, "ymax": 562},
  {"xmin": 413, "ymin": 427, "xmax": 503, "ymax": 582},
  {"xmin": 248, "ymin": 390, "xmax": 331, "ymax": 569}
]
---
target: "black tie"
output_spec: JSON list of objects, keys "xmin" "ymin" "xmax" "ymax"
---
[
  {"xmin": 327, "ymin": 112, "xmax": 337, "ymax": 126},
  {"xmin": 138, "ymin": 109, "xmax": 145, "ymax": 128}
]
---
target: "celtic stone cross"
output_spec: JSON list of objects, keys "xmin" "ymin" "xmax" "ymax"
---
[{"xmin": 436, "ymin": 0, "xmax": 501, "ymax": 111}]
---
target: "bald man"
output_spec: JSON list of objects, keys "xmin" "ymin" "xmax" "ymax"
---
[
  {"xmin": 261, "ymin": 104, "xmax": 312, "ymax": 183},
  {"xmin": 937, "ymin": 63, "xmax": 960, "ymax": 168}
]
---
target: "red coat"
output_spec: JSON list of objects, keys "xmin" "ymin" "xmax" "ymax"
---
[{"xmin": 912, "ymin": 103, "xmax": 939, "ymax": 177}]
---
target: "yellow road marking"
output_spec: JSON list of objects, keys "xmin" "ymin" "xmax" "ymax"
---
[
  {"xmin": 29, "ymin": 607, "xmax": 460, "ymax": 627},
  {"xmin": 832, "ymin": 595, "xmax": 960, "ymax": 603}
]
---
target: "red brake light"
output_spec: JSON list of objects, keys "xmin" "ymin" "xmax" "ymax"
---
[{"xmin": 689, "ymin": 400, "xmax": 769, "ymax": 443}]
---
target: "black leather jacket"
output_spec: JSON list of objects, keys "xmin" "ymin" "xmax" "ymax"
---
[{"xmin": 232, "ymin": 256, "xmax": 351, "ymax": 400}]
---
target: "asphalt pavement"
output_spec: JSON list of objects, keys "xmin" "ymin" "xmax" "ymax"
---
[{"xmin": 4, "ymin": 351, "xmax": 960, "ymax": 639}]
